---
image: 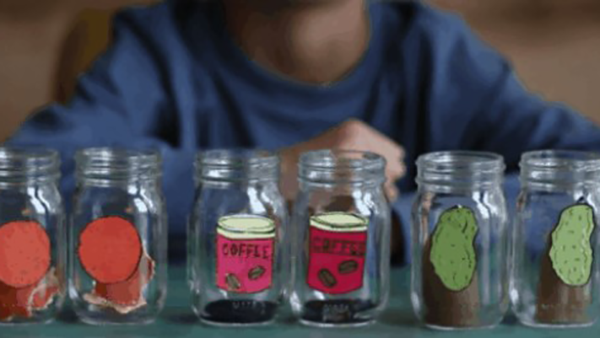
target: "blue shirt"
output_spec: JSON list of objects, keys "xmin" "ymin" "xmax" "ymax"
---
[{"xmin": 8, "ymin": 0, "xmax": 600, "ymax": 263}]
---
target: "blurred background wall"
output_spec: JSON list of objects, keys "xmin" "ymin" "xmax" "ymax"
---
[{"xmin": 0, "ymin": 0, "xmax": 599, "ymax": 141}]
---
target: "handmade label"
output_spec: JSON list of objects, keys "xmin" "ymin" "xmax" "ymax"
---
[
  {"xmin": 430, "ymin": 206, "xmax": 478, "ymax": 291},
  {"xmin": 0, "ymin": 221, "xmax": 57, "ymax": 321},
  {"xmin": 549, "ymin": 203, "xmax": 595, "ymax": 286},
  {"xmin": 216, "ymin": 215, "xmax": 275, "ymax": 294},
  {"xmin": 307, "ymin": 212, "xmax": 368, "ymax": 295}
]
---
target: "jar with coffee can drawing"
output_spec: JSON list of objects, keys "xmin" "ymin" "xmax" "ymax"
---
[
  {"xmin": 188, "ymin": 150, "xmax": 288, "ymax": 327},
  {"xmin": 291, "ymin": 149, "xmax": 391, "ymax": 328}
]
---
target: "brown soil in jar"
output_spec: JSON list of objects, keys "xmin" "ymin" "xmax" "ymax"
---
[
  {"xmin": 535, "ymin": 235, "xmax": 591, "ymax": 324},
  {"xmin": 422, "ymin": 238, "xmax": 480, "ymax": 328}
]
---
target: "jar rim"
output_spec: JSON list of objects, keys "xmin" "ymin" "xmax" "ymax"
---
[
  {"xmin": 416, "ymin": 151, "xmax": 505, "ymax": 188},
  {"xmin": 76, "ymin": 147, "xmax": 160, "ymax": 164},
  {"xmin": 196, "ymin": 149, "xmax": 278, "ymax": 168},
  {"xmin": 0, "ymin": 147, "xmax": 60, "ymax": 181},
  {"xmin": 195, "ymin": 149, "xmax": 280, "ymax": 183},
  {"xmin": 416, "ymin": 151, "xmax": 504, "ymax": 171},
  {"xmin": 298, "ymin": 149, "xmax": 386, "ymax": 185},
  {"xmin": 299, "ymin": 149, "xmax": 385, "ymax": 170},
  {"xmin": 520, "ymin": 150, "xmax": 600, "ymax": 172},
  {"xmin": 75, "ymin": 147, "xmax": 161, "ymax": 181}
]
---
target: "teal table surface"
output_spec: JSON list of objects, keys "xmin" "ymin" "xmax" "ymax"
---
[{"xmin": 2, "ymin": 267, "xmax": 598, "ymax": 338}]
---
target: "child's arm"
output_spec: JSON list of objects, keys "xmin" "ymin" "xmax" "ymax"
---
[
  {"xmin": 416, "ymin": 6, "xmax": 600, "ymax": 168},
  {"xmin": 5, "ymin": 10, "xmax": 197, "ymax": 236}
]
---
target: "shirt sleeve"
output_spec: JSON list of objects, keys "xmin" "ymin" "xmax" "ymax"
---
[
  {"xmin": 421, "ymin": 10, "xmax": 600, "ymax": 169},
  {"xmin": 394, "ymin": 6, "xmax": 600, "ymax": 265},
  {"xmin": 5, "ymin": 11, "xmax": 196, "ymax": 238}
]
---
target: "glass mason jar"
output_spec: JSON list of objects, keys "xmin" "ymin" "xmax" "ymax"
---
[
  {"xmin": 290, "ymin": 150, "xmax": 391, "ymax": 327},
  {"xmin": 0, "ymin": 147, "xmax": 65, "ymax": 325},
  {"xmin": 70, "ymin": 148, "xmax": 167, "ymax": 325},
  {"xmin": 411, "ymin": 151, "xmax": 509, "ymax": 330},
  {"xmin": 189, "ymin": 150, "xmax": 288, "ymax": 327},
  {"xmin": 511, "ymin": 150, "xmax": 600, "ymax": 328}
]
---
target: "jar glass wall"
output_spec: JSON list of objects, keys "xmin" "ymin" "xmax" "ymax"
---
[
  {"xmin": 70, "ymin": 148, "xmax": 167, "ymax": 325},
  {"xmin": 0, "ymin": 147, "xmax": 65, "ymax": 325},
  {"xmin": 189, "ymin": 150, "xmax": 288, "ymax": 327},
  {"xmin": 290, "ymin": 149, "xmax": 390, "ymax": 328},
  {"xmin": 511, "ymin": 150, "xmax": 600, "ymax": 328},
  {"xmin": 411, "ymin": 151, "xmax": 509, "ymax": 330}
]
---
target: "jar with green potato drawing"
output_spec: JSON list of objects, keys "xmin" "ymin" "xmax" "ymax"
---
[
  {"xmin": 411, "ymin": 151, "xmax": 509, "ymax": 330},
  {"xmin": 511, "ymin": 150, "xmax": 600, "ymax": 328}
]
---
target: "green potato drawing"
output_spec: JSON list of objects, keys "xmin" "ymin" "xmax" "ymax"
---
[
  {"xmin": 430, "ymin": 206, "xmax": 478, "ymax": 291},
  {"xmin": 549, "ymin": 204, "xmax": 595, "ymax": 286}
]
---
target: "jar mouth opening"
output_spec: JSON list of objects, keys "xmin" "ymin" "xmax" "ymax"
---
[
  {"xmin": 0, "ymin": 147, "xmax": 60, "ymax": 180},
  {"xmin": 300, "ymin": 149, "xmax": 385, "ymax": 171},
  {"xmin": 196, "ymin": 149, "xmax": 278, "ymax": 168},
  {"xmin": 520, "ymin": 150, "xmax": 600, "ymax": 172}
]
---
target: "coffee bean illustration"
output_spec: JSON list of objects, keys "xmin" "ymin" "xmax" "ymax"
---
[
  {"xmin": 225, "ymin": 273, "xmax": 241, "ymax": 291},
  {"xmin": 318, "ymin": 269, "xmax": 337, "ymax": 288},
  {"xmin": 248, "ymin": 266, "xmax": 266, "ymax": 280},
  {"xmin": 338, "ymin": 260, "xmax": 358, "ymax": 275}
]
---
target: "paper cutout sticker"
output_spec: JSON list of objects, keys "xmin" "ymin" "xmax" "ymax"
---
[
  {"xmin": 215, "ymin": 214, "xmax": 275, "ymax": 294},
  {"xmin": 430, "ymin": 206, "xmax": 478, "ymax": 292},
  {"xmin": 307, "ymin": 212, "xmax": 368, "ymax": 295},
  {"xmin": 0, "ymin": 221, "xmax": 51, "ymax": 288},
  {"xmin": 78, "ymin": 216, "xmax": 142, "ymax": 284},
  {"xmin": 549, "ymin": 204, "xmax": 595, "ymax": 286}
]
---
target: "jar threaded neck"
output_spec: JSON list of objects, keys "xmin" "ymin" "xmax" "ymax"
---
[
  {"xmin": 76, "ymin": 148, "xmax": 161, "ymax": 182},
  {"xmin": 416, "ymin": 151, "xmax": 505, "ymax": 188},
  {"xmin": 298, "ymin": 149, "xmax": 385, "ymax": 185},
  {"xmin": 195, "ymin": 149, "xmax": 279, "ymax": 183},
  {"xmin": 0, "ymin": 147, "xmax": 60, "ymax": 183},
  {"xmin": 520, "ymin": 150, "xmax": 600, "ymax": 186}
]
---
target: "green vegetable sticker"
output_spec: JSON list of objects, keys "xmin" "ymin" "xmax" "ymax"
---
[
  {"xmin": 430, "ymin": 206, "xmax": 478, "ymax": 291},
  {"xmin": 549, "ymin": 204, "xmax": 595, "ymax": 286}
]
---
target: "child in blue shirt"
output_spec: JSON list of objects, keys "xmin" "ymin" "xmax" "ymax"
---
[{"xmin": 8, "ymin": 0, "xmax": 600, "ymax": 263}]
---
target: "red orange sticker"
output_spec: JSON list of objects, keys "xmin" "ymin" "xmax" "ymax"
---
[
  {"xmin": 215, "ymin": 215, "xmax": 275, "ymax": 294},
  {"xmin": 78, "ymin": 216, "xmax": 142, "ymax": 284},
  {"xmin": 0, "ymin": 221, "xmax": 51, "ymax": 288}
]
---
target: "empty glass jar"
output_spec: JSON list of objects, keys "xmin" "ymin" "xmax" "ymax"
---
[
  {"xmin": 0, "ymin": 147, "xmax": 65, "ymax": 325},
  {"xmin": 290, "ymin": 150, "xmax": 390, "ymax": 327},
  {"xmin": 411, "ymin": 151, "xmax": 509, "ymax": 330},
  {"xmin": 189, "ymin": 150, "xmax": 288, "ymax": 326},
  {"xmin": 70, "ymin": 148, "xmax": 167, "ymax": 325},
  {"xmin": 511, "ymin": 150, "xmax": 600, "ymax": 328}
]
